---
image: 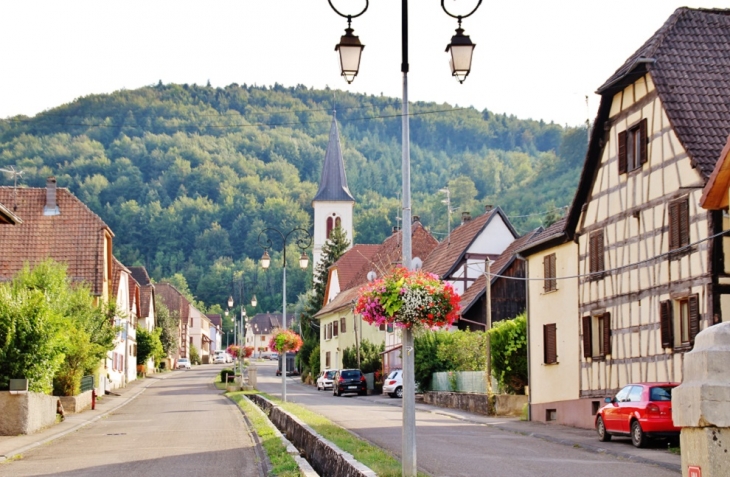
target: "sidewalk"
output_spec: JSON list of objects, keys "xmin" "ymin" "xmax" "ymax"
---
[
  {"xmin": 0, "ymin": 373, "xmax": 172, "ymax": 463},
  {"xmin": 369, "ymin": 395, "xmax": 681, "ymax": 474}
]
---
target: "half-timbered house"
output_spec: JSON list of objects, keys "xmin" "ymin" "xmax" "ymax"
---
[{"xmin": 564, "ymin": 7, "xmax": 730, "ymax": 428}]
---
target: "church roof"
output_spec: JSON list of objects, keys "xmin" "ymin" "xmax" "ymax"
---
[{"xmin": 312, "ymin": 114, "xmax": 355, "ymax": 203}]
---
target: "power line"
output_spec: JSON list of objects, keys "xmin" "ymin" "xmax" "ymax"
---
[
  {"xmin": 3, "ymin": 107, "xmax": 473, "ymax": 130},
  {"xmin": 465, "ymin": 227, "xmax": 729, "ymax": 282}
]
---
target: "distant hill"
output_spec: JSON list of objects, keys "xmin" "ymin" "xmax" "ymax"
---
[{"xmin": 0, "ymin": 82, "xmax": 587, "ymax": 312}]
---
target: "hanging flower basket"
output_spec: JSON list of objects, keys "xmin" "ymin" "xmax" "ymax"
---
[
  {"xmin": 268, "ymin": 328, "xmax": 303, "ymax": 353},
  {"xmin": 355, "ymin": 266, "xmax": 461, "ymax": 330}
]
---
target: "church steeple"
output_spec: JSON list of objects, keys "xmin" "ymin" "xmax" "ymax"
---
[
  {"xmin": 312, "ymin": 111, "xmax": 355, "ymax": 272},
  {"xmin": 313, "ymin": 112, "xmax": 355, "ymax": 202}
]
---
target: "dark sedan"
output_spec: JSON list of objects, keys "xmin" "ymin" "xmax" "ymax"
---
[{"xmin": 333, "ymin": 369, "xmax": 367, "ymax": 396}]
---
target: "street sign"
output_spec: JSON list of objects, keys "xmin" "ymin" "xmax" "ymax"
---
[{"xmin": 688, "ymin": 466, "xmax": 701, "ymax": 477}]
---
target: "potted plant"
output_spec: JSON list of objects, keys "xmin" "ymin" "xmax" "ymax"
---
[{"xmin": 355, "ymin": 266, "xmax": 461, "ymax": 330}]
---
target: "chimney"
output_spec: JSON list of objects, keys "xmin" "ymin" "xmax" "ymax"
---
[
  {"xmin": 412, "ymin": 215, "xmax": 420, "ymax": 224},
  {"xmin": 44, "ymin": 177, "xmax": 60, "ymax": 216},
  {"xmin": 392, "ymin": 226, "xmax": 401, "ymax": 234},
  {"xmin": 461, "ymin": 211, "xmax": 472, "ymax": 223},
  {"xmin": 485, "ymin": 204, "xmax": 493, "ymax": 212}
]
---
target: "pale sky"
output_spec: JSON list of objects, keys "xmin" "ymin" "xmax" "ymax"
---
[{"xmin": 1, "ymin": 1, "xmax": 728, "ymax": 126}]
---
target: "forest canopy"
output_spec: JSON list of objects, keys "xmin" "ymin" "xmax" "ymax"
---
[{"xmin": 0, "ymin": 82, "xmax": 586, "ymax": 314}]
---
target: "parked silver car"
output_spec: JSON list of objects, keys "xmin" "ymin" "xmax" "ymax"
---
[
  {"xmin": 176, "ymin": 358, "xmax": 191, "ymax": 370},
  {"xmin": 383, "ymin": 369, "xmax": 403, "ymax": 398},
  {"xmin": 316, "ymin": 370, "xmax": 337, "ymax": 391}
]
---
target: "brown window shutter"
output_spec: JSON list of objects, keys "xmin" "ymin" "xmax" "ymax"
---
[
  {"xmin": 589, "ymin": 233, "xmax": 597, "ymax": 273},
  {"xmin": 544, "ymin": 324, "xmax": 557, "ymax": 364},
  {"xmin": 618, "ymin": 130, "xmax": 628, "ymax": 174},
  {"xmin": 340, "ymin": 317, "xmax": 346, "ymax": 333},
  {"xmin": 679, "ymin": 199, "xmax": 690, "ymax": 247},
  {"xmin": 639, "ymin": 119, "xmax": 648, "ymax": 165},
  {"xmin": 603, "ymin": 312, "xmax": 612, "ymax": 356},
  {"xmin": 688, "ymin": 294, "xmax": 700, "ymax": 345},
  {"xmin": 334, "ymin": 320, "xmax": 338, "ymax": 336},
  {"xmin": 543, "ymin": 256, "xmax": 549, "ymax": 291},
  {"xmin": 597, "ymin": 231, "xmax": 605, "ymax": 272},
  {"xmin": 659, "ymin": 300, "xmax": 674, "ymax": 348},
  {"xmin": 669, "ymin": 202, "xmax": 679, "ymax": 250},
  {"xmin": 582, "ymin": 316, "xmax": 592, "ymax": 358},
  {"xmin": 549, "ymin": 254, "xmax": 556, "ymax": 291}
]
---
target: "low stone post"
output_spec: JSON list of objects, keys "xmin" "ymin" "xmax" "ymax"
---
[
  {"xmin": 672, "ymin": 322, "xmax": 730, "ymax": 477},
  {"xmin": 248, "ymin": 365, "xmax": 257, "ymax": 389}
]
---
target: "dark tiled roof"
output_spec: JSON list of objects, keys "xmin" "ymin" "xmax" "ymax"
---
[
  {"xmin": 459, "ymin": 229, "xmax": 540, "ymax": 315},
  {"xmin": 0, "ymin": 186, "xmax": 111, "ymax": 295},
  {"xmin": 248, "ymin": 313, "xmax": 292, "ymax": 335},
  {"xmin": 518, "ymin": 218, "xmax": 566, "ymax": 257},
  {"xmin": 207, "ymin": 314, "xmax": 222, "ymax": 327},
  {"xmin": 128, "ymin": 266, "xmax": 151, "ymax": 286},
  {"xmin": 597, "ymin": 8, "xmax": 730, "ymax": 179},
  {"xmin": 312, "ymin": 115, "xmax": 355, "ymax": 202}
]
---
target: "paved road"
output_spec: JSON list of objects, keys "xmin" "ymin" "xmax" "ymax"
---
[
  {"xmin": 0, "ymin": 367, "xmax": 262, "ymax": 477},
  {"xmin": 255, "ymin": 361, "xmax": 679, "ymax": 477}
]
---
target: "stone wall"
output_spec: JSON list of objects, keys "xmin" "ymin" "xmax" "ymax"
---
[
  {"xmin": 422, "ymin": 391, "xmax": 527, "ymax": 417},
  {"xmin": 58, "ymin": 390, "xmax": 93, "ymax": 414},
  {"xmin": 249, "ymin": 394, "xmax": 376, "ymax": 477},
  {"xmin": 0, "ymin": 392, "xmax": 58, "ymax": 435}
]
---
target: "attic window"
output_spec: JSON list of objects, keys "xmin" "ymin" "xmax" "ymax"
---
[{"xmin": 618, "ymin": 119, "xmax": 648, "ymax": 174}]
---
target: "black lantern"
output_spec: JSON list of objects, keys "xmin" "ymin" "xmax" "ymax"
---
[
  {"xmin": 336, "ymin": 27, "xmax": 365, "ymax": 84},
  {"xmin": 446, "ymin": 27, "xmax": 475, "ymax": 83}
]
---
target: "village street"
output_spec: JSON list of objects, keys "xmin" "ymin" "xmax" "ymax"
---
[
  {"xmin": 0, "ymin": 369, "xmax": 262, "ymax": 477},
  {"xmin": 255, "ymin": 361, "xmax": 681, "ymax": 477}
]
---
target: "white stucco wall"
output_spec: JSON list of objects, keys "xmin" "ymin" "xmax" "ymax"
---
[{"xmin": 313, "ymin": 201, "xmax": 354, "ymax": 270}]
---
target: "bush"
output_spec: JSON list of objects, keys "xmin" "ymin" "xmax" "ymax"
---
[
  {"xmin": 300, "ymin": 366, "xmax": 310, "ymax": 383},
  {"xmin": 137, "ymin": 328, "xmax": 165, "ymax": 368},
  {"xmin": 308, "ymin": 344, "xmax": 320, "ymax": 375},
  {"xmin": 220, "ymin": 368, "xmax": 235, "ymax": 383},
  {"xmin": 488, "ymin": 314, "xmax": 527, "ymax": 394},
  {"xmin": 413, "ymin": 330, "xmax": 453, "ymax": 392},
  {"xmin": 342, "ymin": 339, "xmax": 384, "ymax": 374},
  {"xmin": 189, "ymin": 344, "xmax": 200, "ymax": 365}
]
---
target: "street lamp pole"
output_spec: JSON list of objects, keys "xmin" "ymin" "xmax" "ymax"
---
[
  {"xmin": 258, "ymin": 227, "xmax": 312, "ymax": 402},
  {"xmin": 329, "ymin": 2, "xmax": 482, "ymax": 474}
]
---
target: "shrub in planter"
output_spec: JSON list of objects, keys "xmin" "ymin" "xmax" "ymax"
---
[{"xmin": 220, "ymin": 368, "xmax": 235, "ymax": 383}]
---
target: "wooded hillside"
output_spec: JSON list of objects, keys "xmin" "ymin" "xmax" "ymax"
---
[{"xmin": 0, "ymin": 82, "xmax": 586, "ymax": 314}]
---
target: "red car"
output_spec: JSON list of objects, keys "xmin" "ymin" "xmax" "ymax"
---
[{"xmin": 595, "ymin": 382, "xmax": 680, "ymax": 447}]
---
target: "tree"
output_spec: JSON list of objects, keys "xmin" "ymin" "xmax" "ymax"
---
[
  {"xmin": 299, "ymin": 227, "xmax": 350, "ymax": 341},
  {"xmin": 155, "ymin": 299, "xmax": 179, "ymax": 357},
  {"xmin": 189, "ymin": 344, "xmax": 200, "ymax": 365},
  {"xmin": 137, "ymin": 328, "xmax": 165, "ymax": 369},
  {"xmin": 488, "ymin": 314, "xmax": 527, "ymax": 394},
  {"xmin": 0, "ymin": 260, "xmax": 116, "ymax": 395},
  {"xmin": 342, "ymin": 339, "xmax": 384, "ymax": 374}
]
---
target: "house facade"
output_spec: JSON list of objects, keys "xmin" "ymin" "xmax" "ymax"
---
[
  {"xmin": 108, "ymin": 258, "xmax": 138, "ymax": 389},
  {"xmin": 560, "ymin": 7, "xmax": 730, "ymax": 428},
  {"xmin": 245, "ymin": 313, "xmax": 291, "ymax": 357},
  {"xmin": 519, "ymin": 219, "xmax": 581, "ymax": 426},
  {"xmin": 155, "ymin": 282, "xmax": 191, "ymax": 365},
  {"xmin": 129, "ymin": 266, "xmax": 156, "ymax": 374},
  {"xmin": 189, "ymin": 308, "xmax": 211, "ymax": 363}
]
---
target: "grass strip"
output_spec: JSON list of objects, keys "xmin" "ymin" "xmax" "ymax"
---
[
  {"xmin": 227, "ymin": 391, "xmax": 300, "ymax": 477},
  {"xmin": 252, "ymin": 391, "xmax": 427, "ymax": 477}
]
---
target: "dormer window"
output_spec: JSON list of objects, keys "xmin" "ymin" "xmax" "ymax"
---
[{"xmin": 618, "ymin": 118, "xmax": 648, "ymax": 174}]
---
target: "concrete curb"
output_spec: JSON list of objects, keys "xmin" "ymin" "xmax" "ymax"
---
[
  {"xmin": 0, "ymin": 372, "xmax": 172, "ymax": 463},
  {"xmin": 238, "ymin": 394, "xmax": 318, "ymax": 477}
]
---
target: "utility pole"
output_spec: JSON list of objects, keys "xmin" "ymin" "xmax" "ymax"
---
[{"xmin": 485, "ymin": 258, "xmax": 493, "ymax": 397}]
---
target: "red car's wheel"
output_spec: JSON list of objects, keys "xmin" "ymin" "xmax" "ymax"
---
[
  {"xmin": 596, "ymin": 416, "xmax": 611, "ymax": 442},
  {"xmin": 631, "ymin": 420, "xmax": 647, "ymax": 448}
]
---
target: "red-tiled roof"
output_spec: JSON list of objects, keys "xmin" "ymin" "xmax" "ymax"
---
[
  {"xmin": 0, "ymin": 186, "xmax": 111, "ymax": 295},
  {"xmin": 128, "ymin": 266, "xmax": 153, "ymax": 318},
  {"xmin": 347, "ymin": 222, "xmax": 439, "ymax": 288},
  {"xmin": 422, "ymin": 208, "xmax": 517, "ymax": 278},
  {"xmin": 315, "ymin": 223, "xmax": 439, "ymax": 319},
  {"xmin": 155, "ymin": 283, "xmax": 190, "ymax": 322},
  {"xmin": 459, "ymin": 229, "xmax": 540, "ymax": 315},
  {"xmin": 332, "ymin": 244, "xmax": 380, "ymax": 291},
  {"xmin": 207, "ymin": 314, "xmax": 222, "ymax": 327}
]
